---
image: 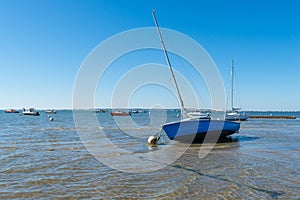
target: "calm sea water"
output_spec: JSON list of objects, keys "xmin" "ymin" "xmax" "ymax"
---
[{"xmin": 0, "ymin": 110, "xmax": 299, "ymax": 199}]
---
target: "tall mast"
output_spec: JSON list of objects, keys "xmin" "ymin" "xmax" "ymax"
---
[
  {"xmin": 152, "ymin": 10, "xmax": 186, "ymax": 117},
  {"xmin": 231, "ymin": 59, "xmax": 234, "ymax": 111}
]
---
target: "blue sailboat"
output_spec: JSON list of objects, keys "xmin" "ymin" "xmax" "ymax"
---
[
  {"xmin": 163, "ymin": 119, "xmax": 240, "ymax": 141},
  {"xmin": 152, "ymin": 11, "xmax": 240, "ymax": 142}
]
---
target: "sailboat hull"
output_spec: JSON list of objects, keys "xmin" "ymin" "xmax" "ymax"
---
[{"xmin": 162, "ymin": 119, "xmax": 240, "ymax": 142}]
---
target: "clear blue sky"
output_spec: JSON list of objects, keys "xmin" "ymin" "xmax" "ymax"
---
[{"xmin": 0, "ymin": 0, "xmax": 299, "ymax": 110}]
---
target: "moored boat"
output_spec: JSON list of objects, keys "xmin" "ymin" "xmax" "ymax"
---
[
  {"xmin": 225, "ymin": 60, "xmax": 248, "ymax": 121},
  {"xmin": 152, "ymin": 11, "xmax": 240, "ymax": 142},
  {"xmin": 110, "ymin": 111, "xmax": 131, "ymax": 116},
  {"xmin": 92, "ymin": 109, "xmax": 106, "ymax": 113},
  {"xmin": 130, "ymin": 110, "xmax": 139, "ymax": 114},
  {"xmin": 226, "ymin": 109, "xmax": 248, "ymax": 121},
  {"xmin": 139, "ymin": 110, "xmax": 147, "ymax": 113},
  {"xmin": 23, "ymin": 108, "xmax": 40, "ymax": 116},
  {"xmin": 5, "ymin": 109, "xmax": 20, "ymax": 113},
  {"xmin": 45, "ymin": 109, "xmax": 57, "ymax": 114},
  {"xmin": 163, "ymin": 118, "xmax": 240, "ymax": 141}
]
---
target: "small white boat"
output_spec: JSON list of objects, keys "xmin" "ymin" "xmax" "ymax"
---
[
  {"xmin": 23, "ymin": 108, "xmax": 40, "ymax": 116},
  {"xmin": 45, "ymin": 109, "xmax": 57, "ymax": 114},
  {"xmin": 130, "ymin": 110, "xmax": 139, "ymax": 114},
  {"xmin": 226, "ymin": 109, "xmax": 248, "ymax": 121}
]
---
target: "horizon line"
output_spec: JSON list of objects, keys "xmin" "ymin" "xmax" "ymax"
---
[{"xmin": 1, "ymin": 108, "xmax": 300, "ymax": 112}]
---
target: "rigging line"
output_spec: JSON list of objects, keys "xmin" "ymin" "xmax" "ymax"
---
[
  {"xmin": 231, "ymin": 59, "xmax": 243, "ymax": 109},
  {"xmin": 175, "ymin": 54, "xmax": 208, "ymax": 109},
  {"xmin": 225, "ymin": 68, "xmax": 232, "ymax": 111},
  {"xmin": 234, "ymin": 62, "xmax": 243, "ymax": 109},
  {"xmin": 223, "ymin": 64, "xmax": 232, "ymax": 111},
  {"xmin": 226, "ymin": 64, "xmax": 232, "ymax": 108},
  {"xmin": 157, "ymin": 46, "xmax": 182, "ymax": 109}
]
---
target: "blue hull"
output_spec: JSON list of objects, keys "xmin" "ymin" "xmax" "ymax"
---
[{"xmin": 162, "ymin": 119, "xmax": 240, "ymax": 141}]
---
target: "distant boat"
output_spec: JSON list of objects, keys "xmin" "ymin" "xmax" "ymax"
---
[
  {"xmin": 225, "ymin": 60, "xmax": 248, "ymax": 121},
  {"xmin": 226, "ymin": 109, "xmax": 248, "ymax": 121},
  {"xmin": 110, "ymin": 111, "xmax": 131, "ymax": 116},
  {"xmin": 93, "ymin": 109, "xmax": 106, "ymax": 113},
  {"xmin": 138, "ymin": 110, "xmax": 147, "ymax": 113},
  {"xmin": 130, "ymin": 110, "xmax": 139, "ymax": 114},
  {"xmin": 187, "ymin": 111, "xmax": 211, "ymax": 119},
  {"xmin": 45, "ymin": 109, "xmax": 57, "ymax": 114},
  {"xmin": 152, "ymin": 11, "xmax": 240, "ymax": 142},
  {"xmin": 23, "ymin": 108, "xmax": 40, "ymax": 116},
  {"xmin": 4, "ymin": 109, "xmax": 20, "ymax": 113}
]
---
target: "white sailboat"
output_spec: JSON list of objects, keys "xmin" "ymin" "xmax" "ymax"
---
[
  {"xmin": 152, "ymin": 11, "xmax": 240, "ymax": 142},
  {"xmin": 226, "ymin": 59, "xmax": 248, "ymax": 121}
]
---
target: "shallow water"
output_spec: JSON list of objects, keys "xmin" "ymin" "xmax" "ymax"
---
[{"xmin": 0, "ymin": 110, "xmax": 299, "ymax": 199}]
